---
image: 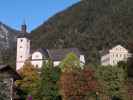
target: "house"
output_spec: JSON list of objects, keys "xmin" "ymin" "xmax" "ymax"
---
[
  {"xmin": 16, "ymin": 24, "xmax": 85, "ymax": 70},
  {"xmin": 101, "ymin": 45, "xmax": 131, "ymax": 66},
  {"xmin": 31, "ymin": 48, "xmax": 85, "ymax": 68},
  {"xmin": 0, "ymin": 65, "xmax": 21, "ymax": 100}
]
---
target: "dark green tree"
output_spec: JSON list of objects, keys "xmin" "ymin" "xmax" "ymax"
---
[
  {"xmin": 96, "ymin": 65, "xmax": 128, "ymax": 100},
  {"xmin": 39, "ymin": 60, "xmax": 61, "ymax": 100}
]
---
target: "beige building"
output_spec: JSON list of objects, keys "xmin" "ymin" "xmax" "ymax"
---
[{"xmin": 101, "ymin": 45, "xmax": 130, "ymax": 66}]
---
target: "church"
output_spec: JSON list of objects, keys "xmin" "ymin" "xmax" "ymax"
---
[{"xmin": 16, "ymin": 24, "xmax": 85, "ymax": 71}]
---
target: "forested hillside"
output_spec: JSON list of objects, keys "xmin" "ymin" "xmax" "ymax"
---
[{"xmin": 31, "ymin": 0, "xmax": 133, "ymax": 64}]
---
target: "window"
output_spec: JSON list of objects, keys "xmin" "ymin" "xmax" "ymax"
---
[
  {"xmin": 36, "ymin": 64, "xmax": 39, "ymax": 68},
  {"xmin": 124, "ymin": 54, "xmax": 127, "ymax": 58},
  {"xmin": 36, "ymin": 55, "xmax": 39, "ymax": 58},
  {"xmin": 20, "ymin": 56, "xmax": 22, "ymax": 58},
  {"xmin": 20, "ymin": 39, "xmax": 23, "ymax": 42}
]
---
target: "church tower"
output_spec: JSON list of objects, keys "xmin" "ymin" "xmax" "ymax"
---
[
  {"xmin": 16, "ymin": 23, "xmax": 30, "ymax": 70},
  {"xmin": 21, "ymin": 20, "xmax": 27, "ymax": 33}
]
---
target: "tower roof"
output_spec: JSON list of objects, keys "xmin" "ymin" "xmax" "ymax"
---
[
  {"xmin": 17, "ymin": 33, "xmax": 30, "ymax": 39},
  {"xmin": 17, "ymin": 21, "xmax": 30, "ymax": 39}
]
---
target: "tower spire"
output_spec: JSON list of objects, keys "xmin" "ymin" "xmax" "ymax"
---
[{"xmin": 21, "ymin": 19, "xmax": 27, "ymax": 33}]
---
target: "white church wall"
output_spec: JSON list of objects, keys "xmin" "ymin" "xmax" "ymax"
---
[
  {"xmin": 16, "ymin": 37, "xmax": 30, "ymax": 70},
  {"xmin": 80, "ymin": 55, "xmax": 85, "ymax": 65},
  {"xmin": 16, "ymin": 62, "xmax": 25, "ymax": 70},
  {"xmin": 16, "ymin": 36, "xmax": 86, "ymax": 70},
  {"xmin": 53, "ymin": 61, "xmax": 60, "ymax": 67},
  {"xmin": 31, "ymin": 51, "xmax": 43, "ymax": 68}
]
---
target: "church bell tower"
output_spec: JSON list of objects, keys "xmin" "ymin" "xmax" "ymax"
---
[
  {"xmin": 21, "ymin": 20, "xmax": 27, "ymax": 33},
  {"xmin": 16, "ymin": 23, "xmax": 30, "ymax": 71}
]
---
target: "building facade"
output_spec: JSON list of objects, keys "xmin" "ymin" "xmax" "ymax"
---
[
  {"xmin": 31, "ymin": 48, "xmax": 85, "ymax": 68},
  {"xmin": 16, "ymin": 27, "xmax": 85, "ymax": 70},
  {"xmin": 0, "ymin": 65, "xmax": 21, "ymax": 100},
  {"xmin": 16, "ymin": 37, "xmax": 30, "ymax": 70},
  {"xmin": 101, "ymin": 45, "xmax": 130, "ymax": 66}
]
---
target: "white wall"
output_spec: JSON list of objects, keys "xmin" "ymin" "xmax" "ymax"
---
[
  {"xmin": 53, "ymin": 55, "xmax": 85, "ymax": 67},
  {"xmin": 31, "ymin": 51, "xmax": 43, "ymax": 68},
  {"xmin": 101, "ymin": 53, "xmax": 110, "ymax": 66},
  {"xmin": 80, "ymin": 55, "xmax": 85, "ymax": 67},
  {"xmin": 53, "ymin": 61, "xmax": 60, "ymax": 67},
  {"xmin": 16, "ymin": 38, "xmax": 30, "ymax": 70},
  {"xmin": 101, "ymin": 45, "xmax": 130, "ymax": 66}
]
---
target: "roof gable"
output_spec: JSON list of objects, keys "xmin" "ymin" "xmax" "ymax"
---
[
  {"xmin": 0, "ymin": 65, "xmax": 21, "ymax": 80},
  {"xmin": 110, "ymin": 45, "xmax": 128, "ymax": 52}
]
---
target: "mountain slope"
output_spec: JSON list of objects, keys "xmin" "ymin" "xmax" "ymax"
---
[
  {"xmin": 31, "ymin": 0, "xmax": 133, "ymax": 64},
  {"xmin": 0, "ymin": 22, "xmax": 20, "ymax": 49},
  {"xmin": 0, "ymin": 22, "xmax": 21, "ymax": 67}
]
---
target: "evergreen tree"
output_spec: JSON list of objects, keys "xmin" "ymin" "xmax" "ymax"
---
[
  {"xmin": 96, "ymin": 65, "xmax": 128, "ymax": 100},
  {"xmin": 39, "ymin": 60, "xmax": 61, "ymax": 100}
]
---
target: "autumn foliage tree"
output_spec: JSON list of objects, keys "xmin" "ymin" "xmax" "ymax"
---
[
  {"xmin": 16, "ymin": 61, "xmax": 40, "ymax": 99},
  {"xmin": 59, "ymin": 53, "xmax": 97, "ymax": 100}
]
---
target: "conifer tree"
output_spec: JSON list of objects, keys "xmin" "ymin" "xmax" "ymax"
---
[
  {"xmin": 39, "ymin": 60, "xmax": 61, "ymax": 100},
  {"xmin": 96, "ymin": 65, "xmax": 128, "ymax": 100}
]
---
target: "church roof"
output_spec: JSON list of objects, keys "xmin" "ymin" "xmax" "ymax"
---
[
  {"xmin": 47, "ymin": 48, "xmax": 81, "ymax": 61},
  {"xmin": 34, "ymin": 48, "xmax": 49, "ymax": 58},
  {"xmin": 17, "ymin": 32, "xmax": 30, "ymax": 39}
]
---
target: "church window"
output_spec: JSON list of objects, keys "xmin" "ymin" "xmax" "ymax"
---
[
  {"xmin": 36, "ymin": 55, "xmax": 39, "ymax": 58},
  {"xmin": 20, "ymin": 39, "xmax": 23, "ymax": 42},
  {"xmin": 36, "ymin": 65, "xmax": 39, "ymax": 68}
]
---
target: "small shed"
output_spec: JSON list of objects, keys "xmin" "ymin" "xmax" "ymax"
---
[{"xmin": 0, "ymin": 65, "xmax": 21, "ymax": 100}]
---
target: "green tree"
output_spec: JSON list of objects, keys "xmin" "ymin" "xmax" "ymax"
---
[
  {"xmin": 59, "ymin": 52, "xmax": 81, "ymax": 72},
  {"xmin": 96, "ymin": 65, "xmax": 128, "ymax": 100},
  {"xmin": 39, "ymin": 60, "xmax": 61, "ymax": 100},
  {"xmin": 16, "ymin": 61, "xmax": 40, "ymax": 100}
]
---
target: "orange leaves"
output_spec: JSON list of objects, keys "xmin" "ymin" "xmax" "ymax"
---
[{"xmin": 59, "ymin": 67, "xmax": 97, "ymax": 99}]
